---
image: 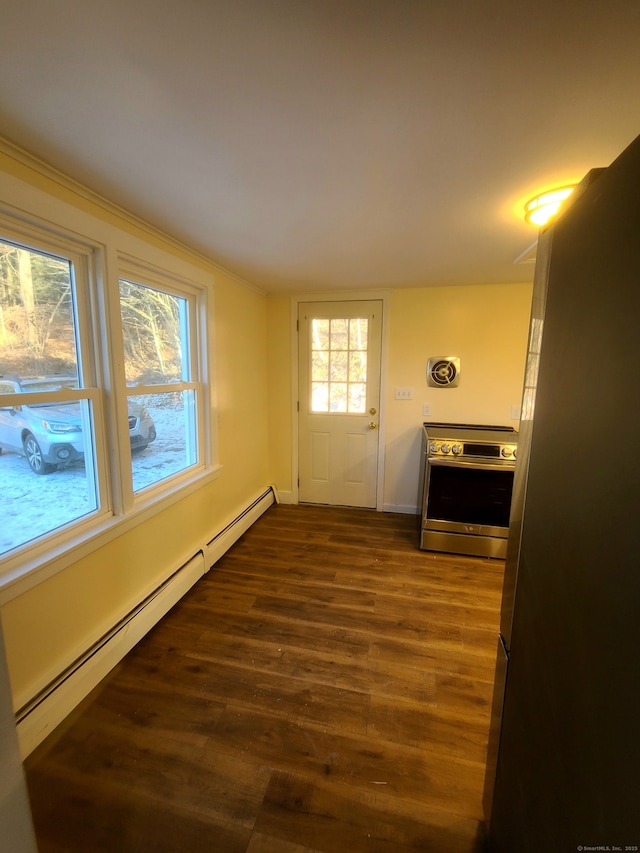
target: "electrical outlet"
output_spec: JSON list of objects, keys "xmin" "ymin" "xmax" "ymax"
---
[
  {"xmin": 423, "ymin": 403, "xmax": 431, "ymax": 417},
  {"xmin": 394, "ymin": 386, "xmax": 413, "ymax": 400}
]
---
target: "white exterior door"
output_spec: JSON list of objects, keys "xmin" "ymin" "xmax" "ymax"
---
[{"xmin": 298, "ymin": 300, "xmax": 382, "ymax": 507}]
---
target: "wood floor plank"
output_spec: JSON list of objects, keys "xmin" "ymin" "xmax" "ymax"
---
[
  {"xmin": 182, "ymin": 629, "xmax": 437, "ymax": 705},
  {"xmin": 252, "ymin": 770, "xmax": 486, "ymax": 853},
  {"xmin": 209, "ymin": 703, "xmax": 485, "ymax": 816},
  {"xmin": 27, "ymin": 767, "xmax": 255, "ymax": 853},
  {"xmin": 367, "ymin": 694, "xmax": 491, "ymax": 760},
  {"xmin": 207, "ymin": 607, "xmax": 372, "ymax": 660},
  {"xmin": 368, "ymin": 635, "xmax": 496, "ymax": 682},
  {"xmin": 24, "ymin": 504, "xmax": 503, "ymax": 852},
  {"xmin": 123, "ymin": 649, "xmax": 374, "ymax": 736}
]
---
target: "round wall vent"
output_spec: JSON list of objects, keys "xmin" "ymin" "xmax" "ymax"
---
[{"xmin": 427, "ymin": 357, "xmax": 460, "ymax": 388}]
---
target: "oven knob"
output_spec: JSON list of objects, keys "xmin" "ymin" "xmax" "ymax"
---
[
  {"xmin": 501, "ymin": 447, "xmax": 513, "ymax": 458},
  {"xmin": 429, "ymin": 442, "xmax": 439, "ymax": 453},
  {"xmin": 441, "ymin": 443, "xmax": 450, "ymax": 454},
  {"xmin": 452, "ymin": 443, "xmax": 462, "ymax": 455}
]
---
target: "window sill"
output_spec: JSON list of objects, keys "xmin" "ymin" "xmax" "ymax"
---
[{"xmin": 0, "ymin": 463, "xmax": 223, "ymax": 605}]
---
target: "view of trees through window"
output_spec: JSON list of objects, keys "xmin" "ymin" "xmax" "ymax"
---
[
  {"xmin": 119, "ymin": 278, "xmax": 185, "ymax": 386},
  {"xmin": 1, "ymin": 239, "xmax": 202, "ymax": 558},
  {"xmin": 0, "ymin": 240, "xmax": 77, "ymax": 380}
]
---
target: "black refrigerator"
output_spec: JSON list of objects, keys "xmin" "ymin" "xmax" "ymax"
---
[{"xmin": 483, "ymin": 134, "xmax": 640, "ymax": 851}]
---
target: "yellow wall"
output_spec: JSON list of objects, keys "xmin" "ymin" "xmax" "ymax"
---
[
  {"xmin": 384, "ymin": 283, "xmax": 533, "ymax": 510},
  {"xmin": 265, "ymin": 284, "xmax": 534, "ymax": 511},
  {"xmin": 0, "ymin": 150, "xmax": 270, "ymax": 710}
]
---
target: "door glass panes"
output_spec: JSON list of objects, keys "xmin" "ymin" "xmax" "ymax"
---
[
  {"xmin": 310, "ymin": 317, "xmax": 368, "ymax": 413},
  {"xmin": 0, "ymin": 241, "xmax": 98, "ymax": 557},
  {"xmin": 119, "ymin": 278, "xmax": 198, "ymax": 492}
]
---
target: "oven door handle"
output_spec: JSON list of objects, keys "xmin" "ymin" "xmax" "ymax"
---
[{"xmin": 428, "ymin": 457, "xmax": 515, "ymax": 472}]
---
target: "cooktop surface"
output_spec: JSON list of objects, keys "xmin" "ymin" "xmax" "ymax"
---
[{"xmin": 423, "ymin": 422, "xmax": 518, "ymax": 443}]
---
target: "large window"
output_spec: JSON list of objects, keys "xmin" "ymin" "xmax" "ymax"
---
[{"xmin": 0, "ymin": 223, "xmax": 212, "ymax": 567}]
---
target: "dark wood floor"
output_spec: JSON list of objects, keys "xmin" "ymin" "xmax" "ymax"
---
[{"xmin": 24, "ymin": 504, "xmax": 504, "ymax": 852}]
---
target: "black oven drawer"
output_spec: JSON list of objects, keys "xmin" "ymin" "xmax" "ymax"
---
[{"xmin": 424, "ymin": 462, "xmax": 515, "ymax": 529}]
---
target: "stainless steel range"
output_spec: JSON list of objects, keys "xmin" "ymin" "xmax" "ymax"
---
[{"xmin": 419, "ymin": 422, "xmax": 518, "ymax": 559}]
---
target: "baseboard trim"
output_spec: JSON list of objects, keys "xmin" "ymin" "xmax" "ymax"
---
[
  {"xmin": 204, "ymin": 486, "xmax": 275, "ymax": 568},
  {"xmin": 383, "ymin": 503, "xmax": 419, "ymax": 515}
]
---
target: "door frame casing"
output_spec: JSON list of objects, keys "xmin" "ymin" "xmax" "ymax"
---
[{"xmin": 290, "ymin": 289, "xmax": 390, "ymax": 511}]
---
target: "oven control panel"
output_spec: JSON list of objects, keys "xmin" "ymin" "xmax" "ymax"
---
[{"xmin": 428, "ymin": 440, "xmax": 517, "ymax": 460}]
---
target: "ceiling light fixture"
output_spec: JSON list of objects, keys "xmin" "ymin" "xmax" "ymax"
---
[{"xmin": 524, "ymin": 185, "xmax": 576, "ymax": 227}]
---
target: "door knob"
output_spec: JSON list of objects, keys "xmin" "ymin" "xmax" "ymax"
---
[
  {"xmin": 369, "ymin": 422, "xmax": 378, "ymax": 430},
  {"xmin": 369, "ymin": 407, "xmax": 377, "ymax": 415}
]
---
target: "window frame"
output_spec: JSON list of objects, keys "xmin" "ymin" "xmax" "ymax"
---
[
  {"xmin": 0, "ymin": 209, "xmax": 219, "ymax": 603},
  {"xmin": 0, "ymin": 217, "xmax": 113, "ymax": 516},
  {"xmin": 115, "ymin": 254, "xmax": 212, "ymax": 508}
]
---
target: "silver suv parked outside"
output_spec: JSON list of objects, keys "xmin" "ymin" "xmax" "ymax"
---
[{"xmin": 0, "ymin": 376, "xmax": 156, "ymax": 474}]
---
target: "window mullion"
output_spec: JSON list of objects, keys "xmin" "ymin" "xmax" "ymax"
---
[{"xmin": 104, "ymin": 247, "xmax": 135, "ymax": 515}]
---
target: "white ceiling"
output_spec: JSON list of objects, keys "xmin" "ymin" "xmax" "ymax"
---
[{"xmin": 1, "ymin": 0, "xmax": 639, "ymax": 294}]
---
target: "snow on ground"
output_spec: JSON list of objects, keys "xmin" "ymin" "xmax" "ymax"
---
[{"xmin": 0, "ymin": 405, "xmax": 187, "ymax": 557}]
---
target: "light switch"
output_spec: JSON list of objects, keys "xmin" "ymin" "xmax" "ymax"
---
[{"xmin": 394, "ymin": 387, "xmax": 413, "ymax": 400}]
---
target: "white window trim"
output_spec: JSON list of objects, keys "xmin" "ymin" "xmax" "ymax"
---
[{"xmin": 0, "ymin": 195, "xmax": 220, "ymax": 606}]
